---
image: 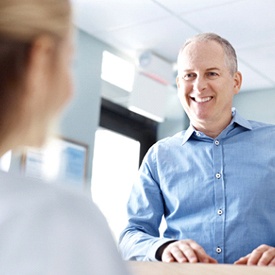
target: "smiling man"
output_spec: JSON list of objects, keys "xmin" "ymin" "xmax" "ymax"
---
[
  {"xmin": 177, "ymin": 35, "xmax": 241, "ymax": 138},
  {"xmin": 119, "ymin": 33, "xmax": 275, "ymax": 266}
]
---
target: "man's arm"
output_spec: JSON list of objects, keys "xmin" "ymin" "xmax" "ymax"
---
[
  {"xmin": 119, "ymin": 146, "xmax": 174, "ymax": 261},
  {"xmin": 119, "ymin": 143, "xmax": 217, "ymax": 263}
]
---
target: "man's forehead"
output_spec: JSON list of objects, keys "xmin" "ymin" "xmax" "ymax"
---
[
  {"xmin": 178, "ymin": 40, "xmax": 226, "ymax": 68},
  {"xmin": 183, "ymin": 40, "xmax": 223, "ymax": 54}
]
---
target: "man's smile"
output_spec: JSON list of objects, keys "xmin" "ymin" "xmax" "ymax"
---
[{"xmin": 190, "ymin": 96, "xmax": 213, "ymax": 103}]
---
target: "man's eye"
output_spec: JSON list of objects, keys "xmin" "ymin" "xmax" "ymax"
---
[
  {"xmin": 207, "ymin": 72, "xmax": 219, "ymax": 79},
  {"xmin": 183, "ymin": 73, "xmax": 196, "ymax": 80}
]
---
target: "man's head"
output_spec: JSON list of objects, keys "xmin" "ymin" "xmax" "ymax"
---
[
  {"xmin": 176, "ymin": 33, "xmax": 242, "ymax": 137},
  {"xmin": 178, "ymin": 33, "xmax": 238, "ymax": 75}
]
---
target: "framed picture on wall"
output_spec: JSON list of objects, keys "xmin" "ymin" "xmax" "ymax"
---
[{"xmin": 21, "ymin": 137, "xmax": 88, "ymax": 189}]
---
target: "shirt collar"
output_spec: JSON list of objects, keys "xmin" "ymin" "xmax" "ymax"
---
[
  {"xmin": 230, "ymin": 108, "xmax": 252, "ymax": 130},
  {"xmin": 182, "ymin": 125, "xmax": 195, "ymax": 145},
  {"xmin": 182, "ymin": 108, "xmax": 252, "ymax": 145}
]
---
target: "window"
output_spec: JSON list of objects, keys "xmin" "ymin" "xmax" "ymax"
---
[
  {"xmin": 101, "ymin": 51, "xmax": 135, "ymax": 92},
  {"xmin": 91, "ymin": 128, "xmax": 140, "ymax": 242},
  {"xmin": 0, "ymin": 150, "xmax": 11, "ymax": 172},
  {"xmin": 91, "ymin": 99, "xmax": 158, "ymax": 242}
]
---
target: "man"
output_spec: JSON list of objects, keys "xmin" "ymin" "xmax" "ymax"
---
[{"xmin": 119, "ymin": 33, "xmax": 275, "ymax": 266}]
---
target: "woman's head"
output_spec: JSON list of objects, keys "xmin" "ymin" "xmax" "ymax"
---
[
  {"xmin": 0, "ymin": 0, "xmax": 71, "ymax": 40},
  {"xmin": 0, "ymin": 0, "xmax": 73, "ymax": 154}
]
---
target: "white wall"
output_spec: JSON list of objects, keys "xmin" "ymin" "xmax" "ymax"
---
[
  {"xmin": 233, "ymin": 88, "xmax": 275, "ymax": 124},
  {"xmin": 59, "ymin": 29, "xmax": 103, "ymax": 192}
]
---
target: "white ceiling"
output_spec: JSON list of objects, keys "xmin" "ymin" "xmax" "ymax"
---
[{"xmin": 71, "ymin": 0, "xmax": 275, "ymax": 93}]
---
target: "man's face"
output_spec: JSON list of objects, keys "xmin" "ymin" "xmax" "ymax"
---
[{"xmin": 176, "ymin": 40, "xmax": 241, "ymax": 130}]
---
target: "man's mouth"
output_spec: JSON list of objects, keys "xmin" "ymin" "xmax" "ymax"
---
[{"xmin": 190, "ymin": 96, "xmax": 213, "ymax": 103}]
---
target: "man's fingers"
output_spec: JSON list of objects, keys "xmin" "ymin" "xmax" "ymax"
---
[
  {"xmin": 188, "ymin": 240, "xmax": 217, "ymax": 263},
  {"xmin": 162, "ymin": 252, "xmax": 176, "ymax": 263},
  {"xmin": 235, "ymin": 245, "xmax": 275, "ymax": 266},
  {"xmin": 234, "ymin": 255, "xmax": 249, "ymax": 265},
  {"xmin": 247, "ymin": 246, "xmax": 266, "ymax": 265},
  {"xmin": 162, "ymin": 244, "xmax": 185, "ymax": 263},
  {"xmin": 168, "ymin": 243, "xmax": 190, "ymax": 263},
  {"xmin": 162, "ymin": 239, "xmax": 217, "ymax": 264},
  {"xmin": 268, "ymin": 257, "xmax": 275, "ymax": 267},
  {"xmin": 178, "ymin": 242, "xmax": 200, "ymax": 263},
  {"xmin": 255, "ymin": 245, "xmax": 275, "ymax": 266}
]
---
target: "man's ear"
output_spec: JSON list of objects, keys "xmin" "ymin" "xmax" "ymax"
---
[{"xmin": 233, "ymin": 71, "xmax": 242, "ymax": 95}]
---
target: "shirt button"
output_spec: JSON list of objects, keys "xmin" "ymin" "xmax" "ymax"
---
[
  {"xmin": 215, "ymin": 173, "xmax": 221, "ymax": 179},
  {"xmin": 217, "ymin": 209, "xmax": 223, "ymax": 215},
  {"xmin": 214, "ymin": 140, "xmax": 220, "ymax": 146},
  {"xmin": 216, "ymin": 247, "xmax": 222, "ymax": 254}
]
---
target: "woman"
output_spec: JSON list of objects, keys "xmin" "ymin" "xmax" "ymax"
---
[{"xmin": 0, "ymin": 0, "xmax": 130, "ymax": 274}]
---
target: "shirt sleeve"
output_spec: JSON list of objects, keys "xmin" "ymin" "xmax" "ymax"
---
[{"xmin": 118, "ymin": 146, "xmax": 175, "ymax": 261}]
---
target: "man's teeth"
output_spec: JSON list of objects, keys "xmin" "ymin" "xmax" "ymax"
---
[{"xmin": 192, "ymin": 96, "xmax": 212, "ymax": 103}]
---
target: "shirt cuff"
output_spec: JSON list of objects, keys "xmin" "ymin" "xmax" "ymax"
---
[{"xmin": 146, "ymin": 238, "xmax": 176, "ymax": 261}]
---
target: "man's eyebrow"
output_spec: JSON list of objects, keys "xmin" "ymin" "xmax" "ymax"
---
[
  {"xmin": 181, "ymin": 69, "xmax": 194, "ymax": 73},
  {"xmin": 206, "ymin": 67, "xmax": 221, "ymax": 71}
]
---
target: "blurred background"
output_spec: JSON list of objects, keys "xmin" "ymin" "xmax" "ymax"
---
[{"xmin": 2, "ymin": 0, "xmax": 275, "ymax": 241}]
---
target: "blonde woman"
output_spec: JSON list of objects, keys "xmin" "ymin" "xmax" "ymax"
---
[{"xmin": 0, "ymin": 0, "xmax": 129, "ymax": 274}]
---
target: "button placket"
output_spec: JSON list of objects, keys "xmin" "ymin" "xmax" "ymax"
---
[
  {"xmin": 213, "ymin": 136, "xmax": 225, "ymax": 263},
  {"xmin": 217, "ymin": 209, "xmax": 223, "ymax": 215},
  {"xmin": 214, "ymin": 140, "xmax": 220, "ymax": 146}
]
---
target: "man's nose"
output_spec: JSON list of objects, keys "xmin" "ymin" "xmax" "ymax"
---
[{"xmin": 193, "ymin": 75, "xmax": 207, "ymax": 92}]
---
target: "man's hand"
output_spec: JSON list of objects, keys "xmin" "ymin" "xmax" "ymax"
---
[
  {"xmin": 234, "ymin": 244, "xmax": 275, "ymax": 266},
  {"xmin": 161, "ymin": 239, "xmax": 218, "ymax": 264}
]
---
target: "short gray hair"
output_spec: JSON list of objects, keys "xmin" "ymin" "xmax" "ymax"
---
[{"xmin": 178, "ymin": 33, "xmax": 238, "ymax": 75}]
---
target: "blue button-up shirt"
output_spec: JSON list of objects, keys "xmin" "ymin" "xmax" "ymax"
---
[{"xmin": 119, "ymin": 110, "xmax": 275, "ymax": 263}]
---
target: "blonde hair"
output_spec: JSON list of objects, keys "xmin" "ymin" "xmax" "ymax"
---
[
  {"xmin": 0, "ymin": 0, "xmax": 71, "ymax": 140},
  {"xmin": 0, "ymin": 0, "xmax": 71, "ymax": 42}
]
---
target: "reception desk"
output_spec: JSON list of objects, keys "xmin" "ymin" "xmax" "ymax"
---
[{"xmin": 128, "ymin": 261, "xmax": 274, "ymax": 275}]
